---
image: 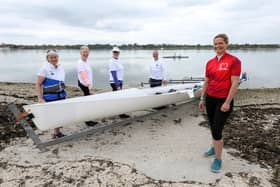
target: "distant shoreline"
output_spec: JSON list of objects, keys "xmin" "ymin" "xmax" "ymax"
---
[{"xmin": 1, "ymin": 43, "xmax": 280, "ymax": 50}]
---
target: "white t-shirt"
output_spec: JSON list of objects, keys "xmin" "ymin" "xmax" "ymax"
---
[
  {"xmin": 109, "ymin": 58, "xmax": 124, "ymax": 82},
  {"xmin": 38, "ymin": 63, "xmax": 65, "ymax": 81},
  {"xmin": 149, "ymin": 60, "xmax": 166, "ymax": 80},
  {"xmin": 77, "ymin": 59, "xmax": 93, "ymax": 88}
]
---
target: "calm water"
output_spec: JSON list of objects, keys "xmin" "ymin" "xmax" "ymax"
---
[{"xmin": 0, "ymin": 48, "xmax": 279, "ymax": 89}]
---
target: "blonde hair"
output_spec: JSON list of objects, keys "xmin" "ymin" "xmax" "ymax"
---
[{"xmin": 214, "ymin": 34, "xmax": 229, "ymax": 44}]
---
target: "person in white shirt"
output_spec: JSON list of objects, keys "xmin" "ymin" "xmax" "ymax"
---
[
  {"xmin": 77, "ymin": 46, "xmax": 98, "ymax": 126},
  {"xmin": 36, "ymin": 49, "xmax": 66, "ymax": 139},
  {"xmin": 109, "ymin": 46, "xmax": 129, "ymax": 118},
  {"xmin": 109, "ymin": 46, "xmax": 124, "ymax": 91},
  {"xmin": 149, "ymin": 50, "xmax": 167, "ymax": 87},
  {"xmin": 77, "ymin": 46, "xmax": 95, "ymax": 95}
]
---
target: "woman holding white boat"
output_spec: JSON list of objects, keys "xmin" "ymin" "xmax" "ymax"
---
[
  {"xmin": 36, "ymin": 49, "xmax": 66, "ymax": 139},
  {"xmin": 109, "ymin": 46, "xmax": 129, "ymax": 118},
  {"xmin": 77, "ymin": 46, "xmax": 95, "ymax": 96},
  {"xmin": 109, "ymin": 46, "xmax": 124, "ymax": 91},
  {"xmin": 199, "ymin": 34, "xmax": 241, "ymax": 173},
  {"xmin": 77, "ymin": 45, "xmax": 98, "ymax": 126},
  {"xmin": 149, "ymin": 50, "xmax": 168, "ymax": 87}
]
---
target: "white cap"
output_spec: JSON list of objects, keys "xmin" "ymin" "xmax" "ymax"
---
[{"xmin": 112, "ymin": 46, "xmax": 120, "ymax": 52}]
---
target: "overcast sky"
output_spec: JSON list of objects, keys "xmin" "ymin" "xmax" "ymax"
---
[{"xmin": 0, "ymin": 0, "xmax": 279, "ymax": 45}]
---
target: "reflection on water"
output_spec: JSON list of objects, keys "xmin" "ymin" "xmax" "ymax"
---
[{"xmin": 0, "ymin": 48, "xmax": 279, "ymax": 89}]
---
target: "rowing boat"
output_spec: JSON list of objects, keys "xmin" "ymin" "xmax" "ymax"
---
[{"xmin": 23, "ymin": 82, "xmax": 202, "ymax": 130}]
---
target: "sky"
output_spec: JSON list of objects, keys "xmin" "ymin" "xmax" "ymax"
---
[{"xmin": 0, "ymin": 0, "xmax": 279, "ymax": 45}]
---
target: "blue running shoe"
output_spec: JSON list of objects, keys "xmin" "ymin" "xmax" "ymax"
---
[
  {"xmin": 211, "ymin": 158, "xmax": 222, "ymax": 173},
  {"xmin": 204, "ymin": 147, "xmax": 215, "ymax": 157}
]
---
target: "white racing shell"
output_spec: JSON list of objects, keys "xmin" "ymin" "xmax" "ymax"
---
[{"xmin": 23, "ymin": 83, "xmax": 202, "ymax": 130}]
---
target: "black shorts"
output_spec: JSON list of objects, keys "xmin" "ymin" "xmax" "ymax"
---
[
  {"xmin": 78, "ymin": 80, "xmax": 90, "ymax": 96},
  {"xmin": 205, "ymin": 94, "xmax": 233, "ymax": 140},
  {"xmin": 149, "ymin": 78, "xmax": 162, "ymax": 88}
]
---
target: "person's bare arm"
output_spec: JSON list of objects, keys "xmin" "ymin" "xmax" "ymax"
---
[
  {"xmin": 220, "ymin": 76, "xmax": 239, "ymax": 112},
  {"xmin": 199, "ymin": 77, "xmax": 209, "ymax": 111},
  {"xmin": 36, "ymin": 76, "xmax": 46, "ymax": 103},
  {"xmin": 79, "ymin": 71, "xmax": 90, "ymax": 87}
]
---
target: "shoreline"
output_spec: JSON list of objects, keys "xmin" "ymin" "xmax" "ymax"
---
[{"xmin": 0, "ymin": 82, "xmax": 279, "ymax": 186}]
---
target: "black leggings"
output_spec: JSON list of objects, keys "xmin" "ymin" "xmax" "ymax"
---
[
  {"xmin": 78, "ymin": 80, "xmax": 90, "ymax": 96},
  {"xmin": 149, "ymin": 78, "xmax": 162, "ymax": 88},
  {"xmin": 205, "ymin": 94, "xmax": 233, "ymax": 140}
]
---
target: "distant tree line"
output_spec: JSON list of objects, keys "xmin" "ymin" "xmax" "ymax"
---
[{"xmin": 0, "ymin": 43, "xmax": 279, "ymax": 50}]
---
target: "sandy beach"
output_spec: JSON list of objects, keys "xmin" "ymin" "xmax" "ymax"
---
[{"xmin": 0, "ymin": 82, "xmax": 279, "ymax": 187}]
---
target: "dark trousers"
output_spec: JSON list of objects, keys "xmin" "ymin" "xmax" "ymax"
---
[
  {"xmin": 205, "ymin": 94, "xmax": 233, "ymax": 140},
  {"xmin": 110, "ymin": 83, "xmax": 123, "ymax": 91},
  {"xmin": 149, "ymin": 78, "xmax": 162, "ymax": 88},
  {"xmin": 78, "ymin": 80, "xmax": 90, "ymax": 96}
]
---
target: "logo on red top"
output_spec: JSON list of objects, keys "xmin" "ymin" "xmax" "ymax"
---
[{"xmin": 218, "ymin": 62, "xmax": 229, "ymax": 71}]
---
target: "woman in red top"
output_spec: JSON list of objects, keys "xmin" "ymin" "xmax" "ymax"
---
[{"xmin": 199, "ymin": 34, "xmax": 241, "ymax": 172}]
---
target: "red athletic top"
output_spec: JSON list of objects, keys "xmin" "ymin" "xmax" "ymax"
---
[{"xmin": 206, "ymin": 52, "xmax": 241, "ymax": 98}]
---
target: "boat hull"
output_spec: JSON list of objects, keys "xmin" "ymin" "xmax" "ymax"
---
[{"xmin": 23, "ymin": 83, "xmax": 202, "ymax": 130}]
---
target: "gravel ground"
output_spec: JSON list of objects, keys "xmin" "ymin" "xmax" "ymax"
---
[
  {"xmin": 199, "ymin": 104, "xmax": 280, "ymax": 186},
  {"xmin": 1, "ymin": 82, "xmax": 279, "ymax": 186}
]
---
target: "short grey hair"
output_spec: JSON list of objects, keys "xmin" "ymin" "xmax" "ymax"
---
[
  {"xmin": 80, "ymin": 45, "xmax": 90, "ymax": 51},
  {"xmin": 46, "ymin": 49, "xmax": 58, "ymax": 60}
]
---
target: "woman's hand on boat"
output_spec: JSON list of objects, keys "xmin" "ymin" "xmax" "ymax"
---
[
  {"xmin": 162, "ymin": 80, "xmax": 168, "ymax": 86},
  {"xmin": 199, "ymin": 100, "xmax": 205, "ymax": 111}
]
